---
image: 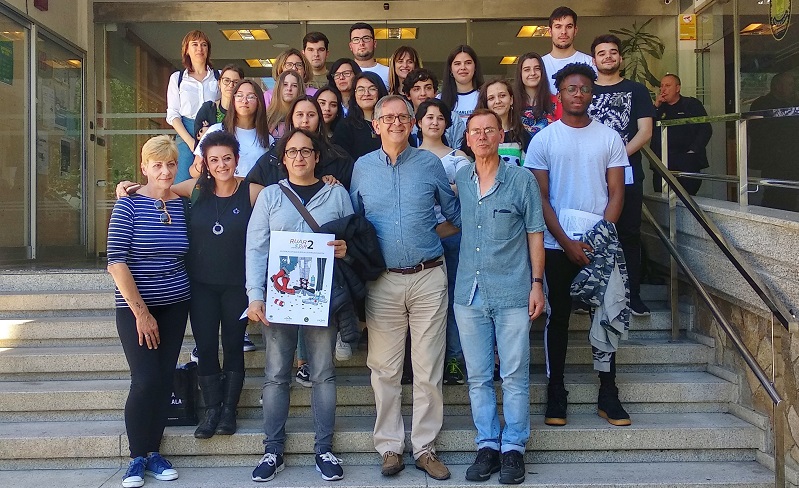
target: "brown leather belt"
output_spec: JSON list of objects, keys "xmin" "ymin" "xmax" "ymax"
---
[{"xmin": 387, "ymin": 259, "xmax": 443, "ymax": 275}]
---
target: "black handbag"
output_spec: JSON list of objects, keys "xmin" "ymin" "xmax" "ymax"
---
[{"xmin": 166, "ymin": 361, "xmax": 199, "ymax": 426}]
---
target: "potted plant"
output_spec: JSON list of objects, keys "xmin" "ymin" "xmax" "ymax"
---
[{"xmin": 610, "ymin": 18, "xmax": 666, "ymax": 95}]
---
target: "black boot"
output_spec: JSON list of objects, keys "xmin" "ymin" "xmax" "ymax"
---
[
  {"xmin": 216, "ymin": 370, "xmax": 245, "ymax": 435},
  {"xmin": 194, "ymin": 373, "xmax": 223, "ymax": 439},
  {"xmin": 597, "ymin": 380, "xmax": 631, "ymax": 426}
]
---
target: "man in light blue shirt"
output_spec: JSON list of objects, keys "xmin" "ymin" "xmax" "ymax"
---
[
  {"xmin": 454, "ymin": 109, "xmax": 545, "ymax": 484},
  {"xmin": 349, "ymin": 95, "xmax": 460, "ymax": 481}
]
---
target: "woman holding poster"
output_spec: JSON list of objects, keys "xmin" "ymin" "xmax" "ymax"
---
[{"xmin": 245, "ymin": 128, "xmax": 351, "ymax": 483}]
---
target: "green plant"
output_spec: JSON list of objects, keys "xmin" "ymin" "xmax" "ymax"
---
[{"xmin": 610, "ymin": 18, "xmax": 666, "ymax": 92}]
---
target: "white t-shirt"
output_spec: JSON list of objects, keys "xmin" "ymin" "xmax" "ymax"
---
[
  {"xmin": 524, "ymin": 120, "xmax": 629, "ymax": 250},
  {"xmin": 542, "ymin": 51, "xmax": 596, "ymax": 93},
  {"xmin": 360, "ymin": 62, "xmax": 390, "ymax": 91},
  {"xmin": 453, "ymin": 90, "xmax": 479, "ymax": 121},
  {"xmin": 194, "ymin": 123, "xmax": 273, "ymax": 177}
]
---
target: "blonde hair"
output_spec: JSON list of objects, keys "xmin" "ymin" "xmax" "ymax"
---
[
  {"xmin": 141, "ymin": 135, "xmax": 178, "ymax": 165},
  {"xmin": 267, "ymin": 70, "xmax": 306, "ymax": 132}
]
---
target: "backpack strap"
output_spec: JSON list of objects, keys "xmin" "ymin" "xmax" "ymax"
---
[{"xmin": 176, "ymin": 68, "xmax": 220, "ymax": 87}]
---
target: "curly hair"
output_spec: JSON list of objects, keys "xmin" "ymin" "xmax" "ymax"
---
[{"xmin": 553, "ymin": 63, "xmax": 597, "ymax": 92}]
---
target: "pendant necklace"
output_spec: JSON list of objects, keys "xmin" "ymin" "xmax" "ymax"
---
[{"xmin": 212, "ymin": 180, "xmax": 240, "ymax": 235}]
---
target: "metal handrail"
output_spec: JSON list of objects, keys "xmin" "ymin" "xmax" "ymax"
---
[
  {"xmin": 666, "ymin": 172, "xmax": 799, "ymax": 190},
  {"xmin": 655, "ymin": 104, "xmax": 799, "ymax": 127},
  {"xmin": 643, "ymin": 144, "xmax": 797, "ymax": 330}
]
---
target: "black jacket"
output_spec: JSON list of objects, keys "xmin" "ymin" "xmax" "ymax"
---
[
  {"xmin": 246, "ymin": 144, "xmax": 355, "ymax": 190},
  {"xmin": 319, "ymin": 213, "xmax": 385, "ymax": 343}
]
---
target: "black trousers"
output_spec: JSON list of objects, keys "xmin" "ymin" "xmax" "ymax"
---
[
  {"xmin": 189, "ymin": 280, "xmax": 248, "ymax": 376},
  {"xmin": 617, "ymin": 182, "xmax": 643, "ymax": 300},
  {"xmin": 544, "ymin": 250, "xmax": 616, "ymax": 387},
  {"xmin": 117, "ymin": 300, "xmax": 189, "ymax": 458}
]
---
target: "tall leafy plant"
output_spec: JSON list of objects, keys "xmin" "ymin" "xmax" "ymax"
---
[{"xmin": 610, "ymin": 18, "xmax": 666, "ymax": 93}]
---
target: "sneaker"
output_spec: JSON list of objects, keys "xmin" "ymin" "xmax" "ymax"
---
[
  {"xmin": 259, "ymin": 393, "xmax": 263, "ymax": 405},
  {"xmin": 315, "ymin": 451, "xmax": 344, "ymax": 481},
  {"xmin": 190, "ymin": 347, "xmax": 199, "ymax": 363},
  {"xmin": 544, "ymin": 384, "xmax": 568, "ymax": 426},
  {"xmin": 493, "ymin": 362, "xmax": 501, "ymax": 382},
  {"xmin": 465, "ymin": 447, "xmax": 501, "ymax": 481},
  {"xmin": 630, "ymin": 297, "xmax": 651, "ymax": 317},
  {"xmin": 145, "ymin": 452, "xmax": 178, "ymax": 481},
  {"xmin": 414, "ymin": 449, "xmax": 450, "ymax": 480},
  {"xmin": 443, "ymin": 358, "xmax": 465, "ymax": 385},
  {"xmin": 243, "ymin": 332, "xmax": 256, "ymax": 352},
  {"xmin": 335, "ymin": 333, "xmax": 352, "ymax": 361},
  {"xmin": 597, "ymin": 385, "xmax": 632, "ymax": 426},
  {"xmin": 122, "ymin": 456, "xmax": 147, "ymax": 488},
  {"xmin": 252, "ymin": 452, "xmax": 284, "ymax": 482},
  {"xmin": 381, "ymin": 451, "xmax": 405, "ymax": 476},
  {"xmin": 295, "ymin": 363, "xmax": 312, "ymax": 387},
  {"xmin": 498, "ymin": 450, "xmax": 525, "ymax": 484}
]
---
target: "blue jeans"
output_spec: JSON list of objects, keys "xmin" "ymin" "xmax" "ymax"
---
[
  {"xmin": 454, "ymin": 287, "xmax": 531, "ymax": 453},
  {"xmin": 441, "ymin": 233, "xmax": 462, "ymax": 361},
  {"xmin": 175, "ymin": 116, "xmax": 195, "ymax": 183},
  {"xmin": 261, "ymin": 322, "xmax": 337, "ymax": 454}
]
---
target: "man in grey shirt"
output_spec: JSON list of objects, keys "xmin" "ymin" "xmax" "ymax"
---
[{"xmin": 349, "ymin": 95, "xmax": 460, "ymax": 481}]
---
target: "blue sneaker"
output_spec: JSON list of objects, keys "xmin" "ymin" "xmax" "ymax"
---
[
  {"xmin": 315, "ymin": 451, "xmax": 344, "ymax": 481},
  {"xmin": 145, "ymin": 452, "xmax": 178, "ymax": 481},
  {"xmin": 252, "ymin": 452, "xmax": 284, "ymax": 482},
  {"xmin": 122, "ymin": 456, "xmax": 146, "ymax": 488}
]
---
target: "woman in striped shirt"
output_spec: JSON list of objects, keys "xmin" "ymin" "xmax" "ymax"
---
[{"xmin": 107, "ymin": 135, "xmax": 189, "ymax": 488}]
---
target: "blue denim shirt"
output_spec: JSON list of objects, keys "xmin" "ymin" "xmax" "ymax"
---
[
  {"xmin": 350, "ymin": 145, "xmax": 461, "ymax": 269},
  {"xmin": 454, "ymin": 161, "xmax": 545, "ymax": 309}
]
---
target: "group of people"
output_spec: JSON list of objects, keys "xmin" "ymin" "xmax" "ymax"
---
[{"xmin": 107, "ymin": 5, "xmax": 715, "ymax": 488}]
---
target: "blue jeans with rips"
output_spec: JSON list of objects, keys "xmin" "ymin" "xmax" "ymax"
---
[{"xmin": 454, "ymin": 287, "xmax": 531, "ymax": 453}]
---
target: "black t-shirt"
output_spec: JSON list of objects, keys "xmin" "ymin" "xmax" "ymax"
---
[
  {"xmin": 194, "ymin": 100, "xmax": 227, "ymax": 140},
  {"xmin": 288, "ymin": 180, "xmax": 325, "ymax": 205},
  {"xmin": 588, "ymin": 78, "xmax": 655, "ymax": 183},
  {"xmin": 186, "ymin": 181, "xmax": 252, "ymax": 286},
  {"xmin": 331, "ymin": 117, "xmax": 381, "ymax": 160}
]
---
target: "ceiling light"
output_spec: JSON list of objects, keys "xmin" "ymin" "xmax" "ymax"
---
[
  {"xmin": 374, "ymin": 27, "xmax": 418, "ymax": 40},
  {"xmin": 500, "ymin": 56, "xmax": 518, "ymax": 65},
  {"xmin": 740, "ymin": 23, "xmax": 770, "ymax": 35},
  {"xmin": 245, "ymin": 58, "xmax": 276, "ymax": 68},
  {"xmin": 67, "ymin": 59, "xmax": 82, "ymax": 68},
  {"xmin": 221, "ymin": 29, "xmax": 270, "ymax": 41},
  {"xmin": 516, "ymin": 25, "xmax": 551, "ymax": 38},
  {"xmin": 375, "ymin": 57, "xmax": 390, "ymax": 66},
  {"xmin": 0, "ymin": 30, "xmax": 25, "ymax": 41}
]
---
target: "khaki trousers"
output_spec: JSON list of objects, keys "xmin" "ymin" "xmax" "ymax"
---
[{"xmin": 365, "ymin": 262, "xmax": 448, "ymax": 459}]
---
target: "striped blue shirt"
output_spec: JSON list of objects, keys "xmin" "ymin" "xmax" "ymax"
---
[{"xmin": 107, "ymin": 194, "xmax": 191, "ymax": 307}]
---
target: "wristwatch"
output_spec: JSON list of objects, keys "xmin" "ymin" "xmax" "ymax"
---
[{"xmin": 532, "ymin": 278, "xmax": 544, "ymax": 284}]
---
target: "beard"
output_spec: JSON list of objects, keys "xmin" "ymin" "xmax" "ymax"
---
[
  {"xmin": 552, "ymin": 39, "xmax": 573, "ymax": 50},
  {"xmin": 354, "ymin": 49, "xmax": 374, "ymax": 61}
]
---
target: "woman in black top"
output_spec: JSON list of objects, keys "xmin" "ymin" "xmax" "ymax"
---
[
  {"xmin": 331, "ymin": 72, "xmax": 388, "ymax": 160},
  {"xmin": 193, "ymin": 64, "xmax": 244, "ymax": 141},
  {"xmin": 174, "ymin": 131, "xmax": 264, "ymax": 438},
  {"xmin": 314, "ymin": 86, "xmax": 343, "ymax": 137}
]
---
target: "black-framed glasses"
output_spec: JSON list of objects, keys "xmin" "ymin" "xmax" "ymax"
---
[
  {"xmin": 564, "ymin": 85, "xmax": 592, "ymax": 95},
  {"xmin": 285, "ymin": 147, "xmax": 315, "ymax": 160},
  {"xmin": 467, "ymin": 127, "xmax": 500, "ymax": 137},
  {"xmin": 332, "ymin": 70, "xmax": 354, "ymax": 80},
  {"xmin": 350, "ymin": 35, "xmax": 374, "ymax": 44},
  {"xmin": 283, "ymin": 61, "xmax": 304, "ymax": 71},
  {"xmin": 154, "ymin": 199, "xmax": 171, "ymax": 224},
  {"xmin": 379, "ymin": 114, "xmax": 413, "ymax": 125},
  {"xmin": 220, "ymin": 77, "xmax": 238, "ymax": 87}
]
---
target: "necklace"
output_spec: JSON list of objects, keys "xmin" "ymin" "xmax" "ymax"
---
[{"xmin": 212, "ymin": 181, "xmax": 240, "ymax": 235}]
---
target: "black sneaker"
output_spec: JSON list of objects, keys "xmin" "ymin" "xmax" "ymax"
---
[
  {"xmin": 493, "ymin": 363, "xmax": 501, "ymax": 382},
  {"xmin": 243, "ymin": 332, "xmax": 257, "ymax": 351},
  {"xmin": 465, "ymin": 447, "xmax": 501, "ymax": 481},
  {"xmin": 629, "ymin": 297, "xmax": 651, "ymax": 317},
  {"xmin": 190, "ymin": 346, "xmax": 199, "ymax": 363},
  {"xmin": 498, "ymin": 450, "xmax": 525, "ymax": 484},
  {"xmin": 315, "ymin": 451, "xmax": 344, "ymax": 481},
  {"xmin": 295, "ymin": 364, "xmax": 312, "ymax": 387},
  {"xmin": 252, "ymin": 452, "xmax": 284, "ymax": 482},
  {"xmin": 443, "ymin": 358, "xmax": 465, "ymax": 385},
  {"xmin": 598, "ymin": 385, "xmax": 631, "ymax": 426},
  {"xmin": 544, "ymin": 384, "xmax": 568, "ymax": 426}
]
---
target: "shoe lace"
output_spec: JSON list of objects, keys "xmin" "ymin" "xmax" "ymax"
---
[
  {"xmin": 125, "ymin": 457, "xmax": 146, "ymax": 477},
  {"xmin": 383, "ymin": 450, "xmax": 399, "ymax": 461},
  {"xmin": 419, "ymin": 445, "xmax": 441, "ymax": 463},
  {"xmin": 502, "ymin": 451, "xmax": 523, "ymax": 469},
  {"xmin": 446, "ymin": 359, "xmax": 462, "ymax": 375},
  {"xmin": 147, "ymin": 452, "xmax": 172, "ymax": 472},
  {"xmin": 475, "ymin": 448, "xmax": 495, "ymax": 464},
  {"xmin": 319, "ymin": 452, "xmax": 342, "ymax": 465},
  {"xmin": 258, "ymin": 452, "xmax": 278, "ymax": 467}
]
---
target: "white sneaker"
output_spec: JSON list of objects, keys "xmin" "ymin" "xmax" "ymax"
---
[{"xmin": 335, "ymin": 333, "xmax": 352, "ymax": 361}]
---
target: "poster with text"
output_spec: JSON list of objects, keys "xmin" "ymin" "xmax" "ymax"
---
[{"xmin": 266, "ymin": 231, "xmax": 335, "ymax": 327}]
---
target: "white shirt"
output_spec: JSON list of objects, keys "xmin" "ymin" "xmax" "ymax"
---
[
  {"xmin": 542, "ymin": 51, "xmax": 596, "ymax": 93},
  {"xmin": 359, "ymin": 62, "xmax": 390, "ymax": 91},
  {"xmin": 524, "ymin": 120, "xmax": 628, "ymax": 250},
  {"xmin": 194, "ymin": 123, "xmax": 273, "ymax": 178},
  {"xmin": 166, "ymin": 68, "xmax": 220, "ymax": 124}
]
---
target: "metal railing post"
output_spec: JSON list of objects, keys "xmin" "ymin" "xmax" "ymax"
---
[
  {"xmin": 772, "ymin": 313, "xmax": 786, "ymax": 488},
  {"xmin": 737, "ymin": 118, "xmax": 749, "ymax": 208},
  {"xmin": 662, "ymin": 126, "xmax": 680, "ymax": 340}
]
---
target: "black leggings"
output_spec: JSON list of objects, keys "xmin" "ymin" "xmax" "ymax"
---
[
  {"xmin": 617, "ymin": 182, "xmax": 643, "ymax": 300},
  {"xmin": 544, "ymin": 250, "xmax": 616, "ymax": 387},
  {"xmin": 189, "ymin": 280, "xmax": 248, "ymax": 376},
  {"xmin": 117, "ymin": 300, "xmax": 189, "ymax": 458}
]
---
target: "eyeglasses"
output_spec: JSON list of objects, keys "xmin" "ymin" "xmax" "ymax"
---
[
  {"xmin": 285, "ymin": 147, "xmax": 315, "ymax": 160},
  {"xmin": 355, "ymin": 86, "xmax": 379, "ymax": 95},
  {"xmin": 153, "ymin": 198, "xmax": 171, "ymax": 224},
  {"xmin": 234, "ymin": 93, "xmax": 259, "ymax": 102},
  {"xmin": 467, "ymin": 127, "xmax": 500, "ymax": 137},
  {"xmin": 564, "ymin": 85, "xmax": 592, "ymax": 95},
  {"xmin": 283, "ymin": 61, "xmax": 304, "ymax": 71},
  {"xmin": 350, "ymin": 35, "xmax": 374, "ymax": 44},
  {"xmin": 220, "ymin": 77, "xmax": 238, "ymax": 87},
  {"xmin": 332, "ymin": 70, "xmax": 354, "ymax": 80},
  {"xmin": 379, "ymin": 114, "xmax": 412, "ymax": 124}
]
